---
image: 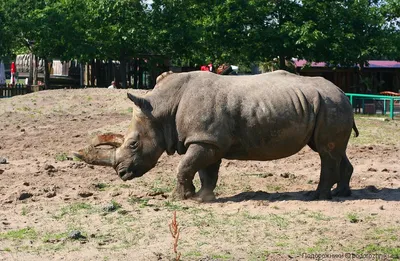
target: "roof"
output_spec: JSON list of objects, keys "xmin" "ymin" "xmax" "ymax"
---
[{"xmin": 294, "ymin": 59, "xmax": 400, "ymax": 68}]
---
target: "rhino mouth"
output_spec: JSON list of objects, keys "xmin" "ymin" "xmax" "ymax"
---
[{"xmin": 118, "ymin": 168, "xmax": 144, "ymax": 181}]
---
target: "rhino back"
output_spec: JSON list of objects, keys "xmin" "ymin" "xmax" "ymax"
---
[{"xmin": 174, "ymin": 71, "xmax": 351, "ymax": 160}]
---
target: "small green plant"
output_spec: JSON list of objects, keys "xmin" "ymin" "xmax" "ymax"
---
[
  {"xmin": 266, "ymin": 185, "xmax": 281, "ymax": 192},
  {"xmin": 243, "ymin": 184, "xmax": 253, "ymax": 192},
  {"xmin": 347, "ymin": 213, "xmax": 360, "ymax": 223},
  {"xmin": 94, "ymin": 183, "xmax": 109, "ymax": 191},
  {"xmin": 55, "ymin": 152, "xmax": 69, "ymax": 161},
  {"xmin": 128, "ymin": 196, "xmax": 151, "ymax": 208},
  {"xmin": 21, "ymin": 206, "xmax": 28, "ymax": 216}
]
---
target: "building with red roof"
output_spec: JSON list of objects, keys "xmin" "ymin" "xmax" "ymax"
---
[{"xmin": 295, "ymin": 59, "xmax": 400, "ymax": 94}]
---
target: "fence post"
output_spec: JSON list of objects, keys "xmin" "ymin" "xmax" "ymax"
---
[
  {"xmin": 389, "ymin": 98, "xmax": 394, "ymax": 120},
  {"xmin": 383, "ymin": 99, "xmax": 386, "ymax": 115}
]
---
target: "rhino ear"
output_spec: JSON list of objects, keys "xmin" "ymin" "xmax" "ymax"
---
[{"xmin": 127, "ymin": 93, "xmax": 152, "ymax": 111}]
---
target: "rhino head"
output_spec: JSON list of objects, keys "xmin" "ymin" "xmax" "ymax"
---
[{"xmin": 73, "ymin": 93, "xmax": 165, "ymax": 181}]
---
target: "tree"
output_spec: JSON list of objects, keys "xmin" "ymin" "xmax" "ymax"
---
[
  {"xmin": 86, "ymin": 0, "xmax": 150, "ymax": 87},
  {"xmin": 0, "ymin": 5, "xmax": 13, "ymax": 58},
  {"xmin": 150, "ymin": 0, "xmax": 205, "ymax": 66},
  {"xmin": 297, "ymin": 0, "xmax": 398, "ymax": 66}
]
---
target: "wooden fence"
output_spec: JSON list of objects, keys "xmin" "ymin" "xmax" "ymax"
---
[{"xmin": 0, "ymin": 84, "xmax": 32, "ymax": 98}]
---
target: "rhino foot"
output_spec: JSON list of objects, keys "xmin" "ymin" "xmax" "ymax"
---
[
  {"xmin": 310, "ymin": 190, "xmax": 332, "ymax": 200},
  {"xmin": 332, "ymin": 187, "xmax": 352, "ymax": 197},
  {"xmin": 171, "ymin": 184, "xmax": 195, "ymax": 201},
  {"xmin": 193, "ymin": 190, "xmax": 216, "ymax": 203}
]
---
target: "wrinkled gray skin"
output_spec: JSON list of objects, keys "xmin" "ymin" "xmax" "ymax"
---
[{"xmin": 74, "ymin": 70, "xmax": 359, "ymax": 202}]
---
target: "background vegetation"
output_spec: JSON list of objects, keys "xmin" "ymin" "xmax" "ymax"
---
[{"xmin": 0, "ymin": 0, "xmax": 399, "ymax": 69}]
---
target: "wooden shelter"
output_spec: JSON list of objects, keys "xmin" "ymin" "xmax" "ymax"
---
[{"xmin": 295, "ymin": 60, "xmax": 400, "ymax": 94}]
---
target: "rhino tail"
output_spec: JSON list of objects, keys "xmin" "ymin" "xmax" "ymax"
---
[{"xmin": 353, "ymin": 120, "xmax": 359, "ymax": 137}]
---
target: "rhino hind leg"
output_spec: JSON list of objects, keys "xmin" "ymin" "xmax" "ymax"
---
[
  {"xmin": 171, "ymin": 143, "xmax": 222, "ymax": 201},
  {"xmin": 313, "ymin": 153, "xmax": 342, "ymax": 200},
  {"xmin": 332, "ymin": 155, "xmax": 353, "ymax": 197},
  {"xmin": 195, "ymin": 160, "xmax": 221, "ymax": 202}
]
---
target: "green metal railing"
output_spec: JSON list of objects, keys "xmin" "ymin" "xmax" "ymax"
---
[{"xmin": 346, "ymin": 93, "xmax": 400, "ymax": 119}]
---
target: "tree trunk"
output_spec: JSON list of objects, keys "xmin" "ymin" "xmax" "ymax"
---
[
  {"xmin": 120, "ymin": 56, "xmax": 127, "ymax": 89},
  {"xmin": 90, "ymin": 59, "xmax": 95, "ymax": 86},
  {"xmin": 79, "ymin": 62, "xmax": 83, "ymax": 87},
  {"xmin": 33, "ymin": 55, "xmax": 38, "ymax": 85},
  {"xmin": 44, "ymin": 58, "xmax": 50, "ymax": 89},
  {"xmin": 138, "ymin": 58, "xmax": 143, "ymax": 89},
  {"xmin": 279, "ymin": 55, "xmax": 287, "ymax": 71},
  {"xmin": 28, "ymin": 52, "xmax": 33, "ymax": 86},
  {"xmin": 95, "ymin": 59, "xmax": 101, "ymax": 86},
  {"xmin": 133, "ymin": 58, "xmax": 138, "ymax": 89},
  {"xmin": 108, "ymin": 59, "xmax": 113, "ymax": 84}
]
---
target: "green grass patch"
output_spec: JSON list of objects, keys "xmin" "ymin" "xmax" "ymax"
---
[
  {"xmin": 127, "ymin": 196, "xmax": 152, "ymax": 208},
  {"xmin": 163, "ymin": 201, "xmax": 188, "ymax": 211},
  {"xmin": 55, "ymin": 152, "xmax": 69, "ymax": 161},
  {"xmin": 149, "ymin": 179, "xmax": 173, "ymax": 194},
  {"xmin": 358, "ymin": 244, "xmax": 400, "ymax": 258},
  {"xmin": 42, "ymin": 232, "xmax": 68, "ymax": 242},
  {"xmin": 210, "ymin": 253, "xmax": 233, "ymax": 260},
  {"xmin": 346, "ymin": 212, "xmax": 360, "ymax": 223},
  {"xmin": 54, "ymin": 202, "xmax": 95, "ymax": 219},
  {"xmin": 266, "ymin": 185, "xmax": 282, "ymax": 192},
  {"xmin": 0, "ymin": 227, "xmax": 38, "ymax": 240},
  {"xmin": 268, "ymin": 213, "xmax": 289, "ymax": 228},
  {"xmin": 307, "ymin": 211, "xmax": 332, "ymax": 221},
  {"xmin": 94, "ymin": 183, "xmax": 110, "ymax": 191},
  {"xmin": 350, "ymin": 116, "xmax": 400, "ymax": 146}
]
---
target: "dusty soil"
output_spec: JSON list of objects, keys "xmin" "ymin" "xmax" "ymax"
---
[{"xmin": 0, "ymin": 89, "xmax": 399, "ymax": 261}]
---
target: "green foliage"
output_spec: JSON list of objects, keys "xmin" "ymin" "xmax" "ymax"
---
[{"xmin": 0, "ymin": 0, "xmax": 399, "ymax": 69}]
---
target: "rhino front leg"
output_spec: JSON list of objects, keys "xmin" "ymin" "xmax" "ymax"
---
[
  {"xmin": 172, "ymin": 143, "xmax": 221, "ymax": 201},
  {"xmin": 195, "ymin": 160, "xmax": 221, "ymax": 202}
]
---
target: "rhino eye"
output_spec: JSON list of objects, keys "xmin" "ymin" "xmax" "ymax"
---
[{"xmin": 129, "ymin": 142, "xmax": 138, "ymax": 150}]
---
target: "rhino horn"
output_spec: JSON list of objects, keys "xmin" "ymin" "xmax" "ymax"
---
[
  {"xmin": 73, "ymin": 145, "xmax": 116, "ymax": 167},
  {"xmin": 90, "ymin": 133, "xmax": 124, "ymax": 148}
]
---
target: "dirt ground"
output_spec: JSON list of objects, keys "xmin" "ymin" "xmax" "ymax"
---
[{"xmin": 0, "ymin": 89, "xmax": 399, "ymax": 261}]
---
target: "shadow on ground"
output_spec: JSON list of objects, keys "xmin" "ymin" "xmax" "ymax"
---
[{"xmin": 216, "ymin": 187, "xmax": 400, "ymax": 203}]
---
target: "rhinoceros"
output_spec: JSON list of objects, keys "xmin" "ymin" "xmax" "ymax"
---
[{"xmin": 74, "ymin": 70, "xmax": 359, "ymax": 201}]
